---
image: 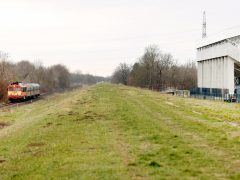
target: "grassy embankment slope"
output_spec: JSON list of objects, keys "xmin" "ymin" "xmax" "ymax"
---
[{"xmin": 0, "ymin": 84, "xmax": 240, "ymax": 179}]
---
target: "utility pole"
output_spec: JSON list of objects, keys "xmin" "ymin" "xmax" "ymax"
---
[{"xmin": 202, "ymin": 11, "xmax": 207, "ymax": 38}]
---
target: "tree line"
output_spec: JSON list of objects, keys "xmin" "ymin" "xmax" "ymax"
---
[
  {"xmin": 0, "ymin": 56, "xmax": 106, "ymax": 102},
  {"xmin": 112, "ymin": 45, "xmax": 197, "ymax": 91}
]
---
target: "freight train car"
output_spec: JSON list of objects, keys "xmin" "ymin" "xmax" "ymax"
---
[{"xmin": 7, "ymin": 82, "xmax": 40, "ymax": 102}]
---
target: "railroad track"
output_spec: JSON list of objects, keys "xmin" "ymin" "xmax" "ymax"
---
[
  {"xmin": 0, "ymin": 86, "xmax": 83, "ymax": 110},
  {"xmin": 0, "ymin": 93, "xmax": 50, "ymax": 110},
  {"xmin": 0, "ymin": 86, "xmax": 82, "ymax": 111}
]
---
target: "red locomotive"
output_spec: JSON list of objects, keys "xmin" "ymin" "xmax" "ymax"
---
[{"xmin": 7, "ymin": 82, "xmax": 40, "ymax": 102}]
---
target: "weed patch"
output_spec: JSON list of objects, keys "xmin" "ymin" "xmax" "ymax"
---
[
  {"xmin": 0, "ymin": 122, "xmax": 9, "ymax": 129},
  {"xmin": 149, "ymin": 161, "xmax": 161, "ymax": 167},
  {"xmin": 128, "ymin": 162, "xmax": 137, "ymax": 166},
  {"xmin": 73, "ymin": 111, "xmax": 106, "ymax": 122},
  {"xmin": 0, "ymin": 159, "xmax": 6, "ymax": 164},
  {"xmin": 27, "ymin": 142, "xmax": 45, "ymax": 148},
  {"xmin": 43, "ymin": 122, "xmax": 53, "ymax": 128}
]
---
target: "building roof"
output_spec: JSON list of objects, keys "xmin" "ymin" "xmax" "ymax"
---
[{"xmin": 196, "ymin": 26, "xmax": 240, "ymax": 48}]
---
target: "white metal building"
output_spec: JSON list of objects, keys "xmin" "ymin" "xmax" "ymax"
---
[{"xmin": 197, "ymin": 27, "xmax": 240, "ymax": 96}]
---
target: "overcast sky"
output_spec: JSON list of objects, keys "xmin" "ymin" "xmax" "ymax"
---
[{"xmin": 0, "ymin": 0, "xmax": 239, "ymax": 76}]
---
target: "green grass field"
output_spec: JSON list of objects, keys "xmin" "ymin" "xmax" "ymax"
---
[{"xmin": 0, "ymin": 84, "xmax": 240, "ymax": 179}]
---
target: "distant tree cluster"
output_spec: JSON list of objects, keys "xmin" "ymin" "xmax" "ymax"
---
[
  {"xmin": 71, "ymin": 72, "xmax": 108, "ymax": 86},
  {"xmin": 112, "ymin": 45, "xmax": 197, "ymax": 91},
  {"xmin": 0, "ymin": 56, "xmax": 106, "ymax": 102}
]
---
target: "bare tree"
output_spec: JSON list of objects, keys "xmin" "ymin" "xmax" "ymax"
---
[
  {"xmin": 112, "ymin": 63, "xmax": 131, "ymax": 85},
  {"xmin": 112, "ymin": 45, "xmax": 197, "ymax": 91},
  {"xmin": 140, "ymin": 45, "xmax": 160, "ymax": 88}
]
